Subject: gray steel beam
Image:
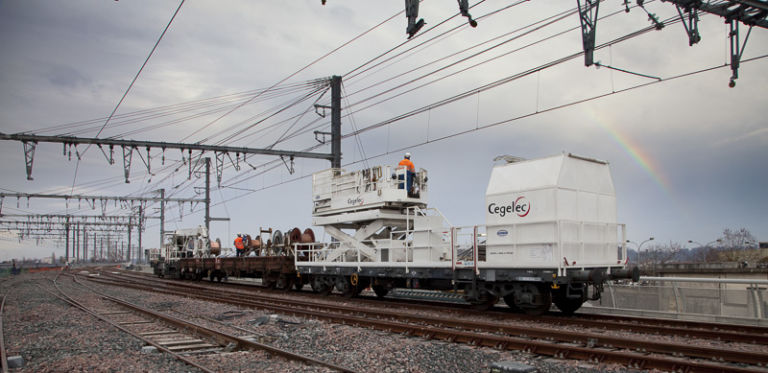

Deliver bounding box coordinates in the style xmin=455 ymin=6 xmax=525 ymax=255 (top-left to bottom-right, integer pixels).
xmin=661 ymin=0 xmax=768 ymax=28
xmin=331 ymin=75 xmax=342 ymax=169
xmin=0 ymin=220 xmax=134 ymax=227
xmin=0 ymin=192 xmax=203 ymax=204
xmin=0 ymin=133 xmax=335 ymax=161
xmin=0 ymin=213 xmax=151 ymax=222
xmin=205 ymin=158 xmax=211 ymax=233
xmin=577 ymin=0 xmax=600 ymax=67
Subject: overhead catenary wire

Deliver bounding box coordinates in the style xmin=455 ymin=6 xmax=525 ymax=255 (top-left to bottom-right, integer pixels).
xmin=343 ymin=14 xmax=686 ymax=141
xmin=220 ymin=4 xmax=591 ymax=172
xmin=179 ymin=8 xmax=405 ymax=144
xmin=30 ymin=2 xmax=582 ymax=198
xmin=344 ymin=0 xmax=492 ymax=80
xmin=345 ymin=0 xmax=524 ymax=85
xmin=68 ymin=0 xmax=186 ymax=195
xmin=211 ymin=83 xmax=331 ymax=145
xmin=214 ymin=54 xmax=768 ymax=206
xmin=345 ymin=4 xmax=577 ymax=99
xmin=13 ymin=1 xmax=763 ymax=245
xmin=343 ymin=2 xmax=652 ymax=117
xmin=93 ymin=0 xmax=187 ymax=141
xmin=213 ymin=12 xmax=711 ymax=191
xmin=342 ymin=84 xmax=370 ymax=170
xmin=248 ymin=3 xmax=643 ymax=161
xmin=28 ymin=81 xmax=316 ymax=136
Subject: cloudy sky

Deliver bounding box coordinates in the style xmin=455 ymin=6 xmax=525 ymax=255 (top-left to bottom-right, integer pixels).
xmin=0 ymin=0 xmax=766 ymax=261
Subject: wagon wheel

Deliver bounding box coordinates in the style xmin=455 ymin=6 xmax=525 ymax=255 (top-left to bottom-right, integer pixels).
xmin=554 ymin=297 xmax=583 ymax=316
xmin=372 ymin=285 xmax=389 ymax=298
xmin=467 ymin=292 xmax=498 ymax=311
xmin=263 ymin=273 xmax=278 ymax=289
xmin=276 ymin=275 xmax=293 ymax=290
xmin=353 ymin=277 xmax=370 ymax=297
xmin=553 ymin=287 xmax=586 ymax=316
xmin=502 ymin=294 xmax=523 ymax=313
xmin=336 ymin=276 xmax=355 ymax=298
xmin=514 ymin=284 xmax=552 ymax=316
xmin=312 ymin=276 xmax=333 ymax=296
xmin=293 ymin=273 xmax=306 ymax=291
xmin=294 ymin=277 xmax=305 ymax=291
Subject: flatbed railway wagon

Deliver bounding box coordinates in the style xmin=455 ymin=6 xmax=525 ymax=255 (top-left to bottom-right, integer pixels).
xmin=296 ymin=153 xmax=639 ymax=314
xmin=177 ymin=256 xmax=297 ymax=287
xmin=154 ymin=226 xmax=311 ymax=288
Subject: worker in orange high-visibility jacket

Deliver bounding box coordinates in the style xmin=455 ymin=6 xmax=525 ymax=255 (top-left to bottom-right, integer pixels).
xmin=234 ymin=233 xmax=245 ymax=257
xmin=398 ymin=152 xmax=415 ymax=195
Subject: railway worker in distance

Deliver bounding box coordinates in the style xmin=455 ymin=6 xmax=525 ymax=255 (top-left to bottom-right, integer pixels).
xmin=398 ymin=152 xmax=416 ymax=196
xmin=234 ymin=233 xmax=245 ymax=257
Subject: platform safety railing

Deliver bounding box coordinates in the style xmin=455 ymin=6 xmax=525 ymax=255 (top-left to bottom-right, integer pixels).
xmin=597 ymin=276 xmax=768 ymax=320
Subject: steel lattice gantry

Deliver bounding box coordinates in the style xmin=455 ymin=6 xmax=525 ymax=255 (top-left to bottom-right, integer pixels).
xmin=575 ymin=0 xmax=767 ymax=85
xmin=396 ymin=0 xmax=767 ymax=84
xmin=0 ymin=75 xmax=344 ymax=185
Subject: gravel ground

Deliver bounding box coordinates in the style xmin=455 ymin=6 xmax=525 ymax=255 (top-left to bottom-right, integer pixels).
xmin=1 ymin=271 xmax=701 ymax=372
xmin=2 ymin=273 xmax=199 ymax=373
xmin=80 ymin=273 xmax=645 ymax=373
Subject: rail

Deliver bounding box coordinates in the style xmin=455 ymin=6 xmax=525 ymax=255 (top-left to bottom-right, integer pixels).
xmin=94 ymin=270 xmax=768 ymax=372
xmin=0 ymin=294 xmax=7 ymax=373
xmin=640 ymin=276 xmax=768 ymax=285
xmin=43 ymin=274 xmax=216 ymax=373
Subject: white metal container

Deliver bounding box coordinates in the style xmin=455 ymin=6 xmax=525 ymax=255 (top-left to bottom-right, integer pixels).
xmin=484 ymin=153 xmax=622 ymax=270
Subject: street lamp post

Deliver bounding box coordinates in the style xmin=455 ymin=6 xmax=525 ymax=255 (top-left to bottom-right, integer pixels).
xmin=687 ymin=240 xmax=704 ymax=247
xmin=687 ymin=239 xmax=722 ymax=262
xmin=638 ymin=237 xmax=654 ymax=270
xmin=687 ymin=239 xmax=722 ymax=248
xmin=626 ymin=237 xmax=654 ymax=267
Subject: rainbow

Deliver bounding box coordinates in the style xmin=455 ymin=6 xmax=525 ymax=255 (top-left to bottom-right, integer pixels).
xmin=586 ymin=107 xmax=670 ymax=192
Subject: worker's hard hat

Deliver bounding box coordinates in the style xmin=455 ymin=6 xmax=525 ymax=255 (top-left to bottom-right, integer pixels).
xmin=404 ymin=152 xmax=411 ymax=159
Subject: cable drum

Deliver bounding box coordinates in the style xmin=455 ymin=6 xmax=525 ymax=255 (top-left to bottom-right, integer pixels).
xmin=272 ymin=230 xmax=284 ymax=255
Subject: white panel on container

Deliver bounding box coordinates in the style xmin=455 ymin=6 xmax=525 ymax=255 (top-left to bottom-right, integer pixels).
xmin=557 ymin=189 xmax=579 ymax=222
xmin=527 ymin=245 xmax=554 ymax=262
xmin=485 ymin=156 xmax=562 ymax=196
xmin=597 ymin=195 xmax=617 ymax=222
xmin=579 ymin=191 xmax=598 ymax=222
xmin=514 ymin=222 xmax=556 ymax=244
xmin=559 ymin=155 xmax=614 ymax=195
xmin=560 ymin=222 xmax=579 ymax=242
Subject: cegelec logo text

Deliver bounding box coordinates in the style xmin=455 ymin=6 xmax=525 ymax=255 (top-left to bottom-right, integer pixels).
xmin=347 ymin=197 xmax=364 ymax=206
xmin=488 ymin=196 xmax=530 ymax=217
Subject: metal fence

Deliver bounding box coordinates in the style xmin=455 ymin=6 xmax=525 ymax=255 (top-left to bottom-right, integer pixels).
xmin=591 ymin=277 xmax=767 ymax=320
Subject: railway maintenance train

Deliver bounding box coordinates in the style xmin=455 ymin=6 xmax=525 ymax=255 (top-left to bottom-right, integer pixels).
xmin=152 ymin=153 xmax=639 ymax=315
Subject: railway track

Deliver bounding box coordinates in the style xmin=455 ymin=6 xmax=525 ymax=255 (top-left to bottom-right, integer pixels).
xmin=0 ymin=293 xmax=9 ymax=373
xmin=362 ymin=294 xmax=768 ymax=345
xmin=113 ymin=268 xmax=768 ymax=345
xmin=48 ymin=273 xmax=355 ymax=373
xmin=38 ymin=274 xmax=215 ymax=373
xmin=89 ymin=269 xmax=768 ymax=373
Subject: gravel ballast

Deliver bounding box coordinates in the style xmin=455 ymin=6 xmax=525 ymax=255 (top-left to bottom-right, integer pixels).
xmin=2 ymin=271 xmax=652 ymax=372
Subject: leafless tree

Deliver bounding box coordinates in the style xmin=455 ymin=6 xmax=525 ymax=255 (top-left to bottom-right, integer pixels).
xmin=718 ymin=228 xmax=758 ymax=263
xmin=641 ymin=242 xmax=682 ymax=271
